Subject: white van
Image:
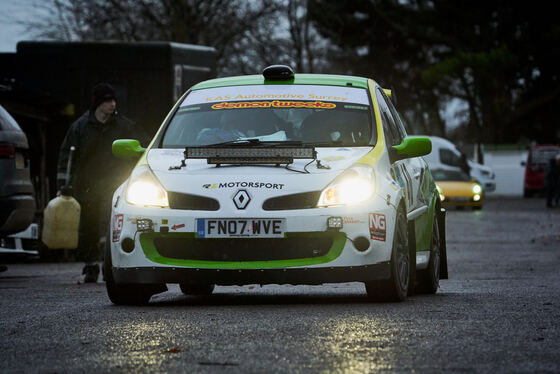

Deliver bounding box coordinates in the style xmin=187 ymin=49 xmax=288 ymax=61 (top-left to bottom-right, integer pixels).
xmin=416 ymin=136 xmax=496 ymax=192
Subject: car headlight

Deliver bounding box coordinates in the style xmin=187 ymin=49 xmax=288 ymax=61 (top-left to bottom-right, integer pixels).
xmin=318 ymin=164 xmax=375 ymax=207
xmin=472 ymin=184 xmax=482 ymax=194
xmin=126 ymin=164 xmax=169 ymax=207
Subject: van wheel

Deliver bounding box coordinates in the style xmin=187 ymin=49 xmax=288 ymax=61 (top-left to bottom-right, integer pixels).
xmin=365 ymin=209 xmax=409 ymax=302
xmin=179 ymin=283 xmax=215 ymax=295
xmin=416 ymin=214 xmax=440 ymax=294
xmin=104 ymin=238 xmax=166 ymax=305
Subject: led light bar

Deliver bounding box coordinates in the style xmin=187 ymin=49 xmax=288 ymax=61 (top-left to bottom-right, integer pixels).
xmin=186 ymin=146 xmax=316 ymax=165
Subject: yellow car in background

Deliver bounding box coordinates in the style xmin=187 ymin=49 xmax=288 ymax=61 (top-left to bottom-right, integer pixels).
xmin=432 ymin=169 xmax=483 ymax=210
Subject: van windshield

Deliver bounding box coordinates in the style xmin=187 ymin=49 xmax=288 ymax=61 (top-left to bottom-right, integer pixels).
xmin=530 ymin=147 xmax=560 ymax=167
xmin=161 ymin=84 xmax=375 ymax=148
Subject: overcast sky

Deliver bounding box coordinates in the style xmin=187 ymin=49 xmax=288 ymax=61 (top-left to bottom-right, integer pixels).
xmin=0 ymin=0 xmax=43 ymax=52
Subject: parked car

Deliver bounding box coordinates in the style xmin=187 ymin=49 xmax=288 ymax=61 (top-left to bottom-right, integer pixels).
xmin=417 ymin=136 xmax=496 ymax=193
xmin=104 ymin=65 xmax=447 ymax=305
xmin=0 ymin=105 xmax=35 ymax=236
xmin=432 ymin=169 xmax=483 ymax=210
xmin=522 ymin=144 xmax=560 ymax=197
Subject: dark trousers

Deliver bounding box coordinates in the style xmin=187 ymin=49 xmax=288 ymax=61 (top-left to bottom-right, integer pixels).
xmin=77 ymin=198 xmax=112 ymax=262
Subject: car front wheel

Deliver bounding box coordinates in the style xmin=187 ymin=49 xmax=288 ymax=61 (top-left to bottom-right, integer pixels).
xmin=104 ymin=238 xmax=167 ymax=305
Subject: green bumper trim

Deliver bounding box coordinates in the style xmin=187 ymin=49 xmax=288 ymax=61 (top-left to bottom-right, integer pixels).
xmin=139 ymin=231 xmax=346 ymax=269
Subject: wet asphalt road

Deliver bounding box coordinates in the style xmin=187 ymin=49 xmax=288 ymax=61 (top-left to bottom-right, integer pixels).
xmin=1 ymin=198 xmax=559 ymax=373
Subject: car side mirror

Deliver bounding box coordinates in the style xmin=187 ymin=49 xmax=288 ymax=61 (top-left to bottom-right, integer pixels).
xmin=112 ymin=139 xmax=145 ymax=160
xmin=391 ymin=137 xmax=432 ymax=162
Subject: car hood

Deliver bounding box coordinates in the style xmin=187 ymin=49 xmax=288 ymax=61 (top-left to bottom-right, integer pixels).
xmin=148 ymin=146 xmax=372 ymax=195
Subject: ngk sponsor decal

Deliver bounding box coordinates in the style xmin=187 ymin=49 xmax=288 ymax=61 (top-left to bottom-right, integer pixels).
xmin=112 ymin=214 xmax=124 ymax=242
xmin=368 ymin=213 xmax=386 ymax=241
xmin=203 ymin=182 xmax=285 ymax=189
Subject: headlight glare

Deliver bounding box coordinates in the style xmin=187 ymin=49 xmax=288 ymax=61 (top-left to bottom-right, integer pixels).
xmin=472 ymin=184 xmax=482 ymax=194
xmin=318 ymin=165 xmax=375 ymax=206
xmin=125 ymin=165 xmax=169 ymax=207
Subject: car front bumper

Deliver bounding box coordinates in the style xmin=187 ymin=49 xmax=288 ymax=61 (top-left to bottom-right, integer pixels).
xmin=110 ymin=194 xmax=397 ymax=284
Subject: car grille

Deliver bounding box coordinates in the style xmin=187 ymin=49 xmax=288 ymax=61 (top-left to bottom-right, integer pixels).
xmin=153 ymin=235 xmax=334 ymax=262
xmin=262 ymin=191 xmax=321 ymax=210
xmin=168 ymin=192 xmax=220 ymax=211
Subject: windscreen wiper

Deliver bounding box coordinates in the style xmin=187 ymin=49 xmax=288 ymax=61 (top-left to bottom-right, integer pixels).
xmin=204 ymin=139 xmax=303 ymax=147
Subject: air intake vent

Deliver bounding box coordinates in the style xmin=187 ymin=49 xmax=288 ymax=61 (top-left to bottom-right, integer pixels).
xmin=262 ymin=191 xmax=321 ymax=211
xmin=168 ymin=192 xmax=220 ymax=211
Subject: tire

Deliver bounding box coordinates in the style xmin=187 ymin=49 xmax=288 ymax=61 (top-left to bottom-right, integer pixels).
xmin=416 ymin=213 xmax=441 ymax=294
xmin=104 ymin=237 xmax=167 ymax=305
xmin=179 ymin=283 xmax=215 ymax=295
xmin=365 ymin=208 xmax=410 ymax=302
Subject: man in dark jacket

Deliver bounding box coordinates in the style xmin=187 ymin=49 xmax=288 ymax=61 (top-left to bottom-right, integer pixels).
xmin=57 ymin=83 xmax=145 ymax=282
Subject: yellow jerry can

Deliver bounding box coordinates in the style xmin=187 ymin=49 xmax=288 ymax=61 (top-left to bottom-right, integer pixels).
xmin=41 ymin=194 xmax=81 ymax=249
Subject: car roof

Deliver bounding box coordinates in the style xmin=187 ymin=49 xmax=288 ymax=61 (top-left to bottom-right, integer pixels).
xmin=191 ymin=73 xmax=371 ymax=90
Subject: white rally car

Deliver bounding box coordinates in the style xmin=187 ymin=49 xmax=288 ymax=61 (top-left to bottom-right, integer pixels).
xmin=105 ymin=65 xmax=447 ymax=304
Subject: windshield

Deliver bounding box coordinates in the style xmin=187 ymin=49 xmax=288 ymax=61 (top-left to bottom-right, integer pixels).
xmin=432 ymin=169 xmax=471 ymax=182
xmin=530 ymin=147 xmax=560 ymax=167
xmin=161 ymin=84 xmax=375 ymax=147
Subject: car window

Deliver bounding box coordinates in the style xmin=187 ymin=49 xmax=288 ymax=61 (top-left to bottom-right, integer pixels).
xmin=375 ymin=89 xmax=402 ymax=147
xmin=432 ymin=169 xmax=471 ymax=182
xmin=439 ymin=148 xmax=464 ymax=168
xmin=530 ymin=147 xmax=560 ymax=167
xmin=161 ymin=84 xmax=376 ymax=147
xmin=380 ymin=90 xmax=408 ymax=138
xmin=0 ymin=105 xmax=22 ymax=131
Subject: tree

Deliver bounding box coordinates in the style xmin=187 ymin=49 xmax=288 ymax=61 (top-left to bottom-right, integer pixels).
xmin=308 ymin=0 xmax=560 ymax=144
xmin=26 ymin=0 xmax=329 ymax=76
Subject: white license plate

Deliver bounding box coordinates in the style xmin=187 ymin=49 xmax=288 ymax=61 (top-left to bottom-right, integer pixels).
xmin=196 ymin=218 xmax=285 ymax=238
xmin=15 ymin=152 xmax=25 ymax=168
xmin=452 ymin=197 xmax=469 ymax=202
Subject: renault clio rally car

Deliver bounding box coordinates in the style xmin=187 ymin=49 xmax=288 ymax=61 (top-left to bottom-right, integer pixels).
xmin=105 ymin=65 xmax=447 ymax=305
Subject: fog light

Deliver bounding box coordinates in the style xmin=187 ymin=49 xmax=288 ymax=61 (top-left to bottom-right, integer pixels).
xmin=353 ymin=236 xmax=370 ymax=252
xmin=137 ymin=218 xmax=153 ymax=232
xmin=327 ymin=216 xmax=343 ymax=230
xmin=473 ymin=194 xmax=481 ymax=202
xmin=121 ymin=237 xmax=135 ymax=253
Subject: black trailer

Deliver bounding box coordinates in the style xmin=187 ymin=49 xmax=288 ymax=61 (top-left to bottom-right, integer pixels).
xmin=0 ymin=41 xmax=217 ymax=209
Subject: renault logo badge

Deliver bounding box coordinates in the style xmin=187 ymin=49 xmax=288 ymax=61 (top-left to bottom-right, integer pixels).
xmin=233 ymin=190 xmax=251 ymax=209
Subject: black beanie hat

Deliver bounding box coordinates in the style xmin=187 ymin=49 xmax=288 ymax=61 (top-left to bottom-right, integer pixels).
xmin=91 ymin=82 xmax=116 ymax=110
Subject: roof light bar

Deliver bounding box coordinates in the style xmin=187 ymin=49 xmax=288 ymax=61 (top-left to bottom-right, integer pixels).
xmin=186 ymin=146 xmax=316 ymax=165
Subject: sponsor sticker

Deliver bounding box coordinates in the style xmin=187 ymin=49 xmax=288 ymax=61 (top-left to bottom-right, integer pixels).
xmin=203 ymin=182 xmax=284 ymax=189
xmin=211 ymin=100 xmax=336 ymax=110
xmin=343 ymin=217 xmax=365 ymax=224
xmin=368 ymin=213 xmax=386 ymax=241
xmin=112 ymin=214 xmax=124 ymax=242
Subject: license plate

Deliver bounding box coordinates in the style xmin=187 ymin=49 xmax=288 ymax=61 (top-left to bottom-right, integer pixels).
xmin=452 ymin=196 xmax=469 ymax=202
xmin=15 ymin=152 xmax=25 ymax=168
xmin=196 ymin=218 xmax=285 ymax=238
